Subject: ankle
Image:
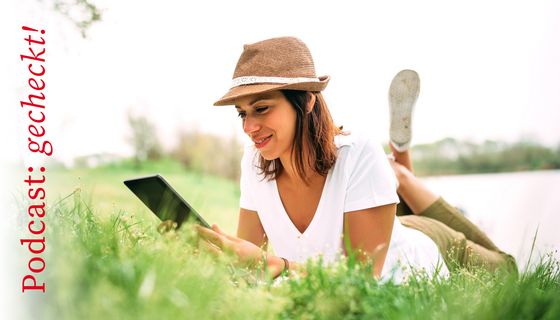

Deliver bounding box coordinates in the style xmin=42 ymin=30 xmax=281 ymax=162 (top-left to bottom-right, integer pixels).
xmin=394 ymin=166 xmax=413 ymax=194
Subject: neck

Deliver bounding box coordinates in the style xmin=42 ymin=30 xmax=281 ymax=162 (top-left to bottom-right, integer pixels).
xmin=278 ymin=143 xmax=316 ymax=185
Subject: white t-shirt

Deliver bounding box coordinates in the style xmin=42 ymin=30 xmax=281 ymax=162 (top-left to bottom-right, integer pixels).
xmin=239 ymin=132 xmax=448 ymax=279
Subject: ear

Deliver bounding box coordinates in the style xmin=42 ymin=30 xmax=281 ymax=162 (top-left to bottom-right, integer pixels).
xmin=306 ymin=92 xmax=316 ymax=114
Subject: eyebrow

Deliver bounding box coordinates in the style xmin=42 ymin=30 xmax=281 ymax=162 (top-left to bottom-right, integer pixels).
xmin=235 ymin=94 xmax=275 ymax=110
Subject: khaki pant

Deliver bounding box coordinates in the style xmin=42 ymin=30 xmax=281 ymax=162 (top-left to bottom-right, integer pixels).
xmin=397 ymin=197 xmax=518 ymax=274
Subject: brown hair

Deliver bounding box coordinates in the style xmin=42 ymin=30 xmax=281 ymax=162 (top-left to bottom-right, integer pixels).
xmin=257 ymin=90 xmax=344 ymax=184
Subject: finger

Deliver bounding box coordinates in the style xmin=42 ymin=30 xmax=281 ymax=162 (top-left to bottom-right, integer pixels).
xmin=212 ymin=224 xmax=239 ymax=242
xmin=196 ymin=225 xmax=228 ymax=249
xmin=196 ymin=224 xmax=219 ymax=239
xmin=212 ymin=224 xmax=229 ymax=236
xmin=197 ymin=226 xmax=222 ymax=242
xmin=199 ymin=239 xmax=222 ymax=257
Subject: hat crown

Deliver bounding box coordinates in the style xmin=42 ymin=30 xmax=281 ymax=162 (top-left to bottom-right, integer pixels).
xmin=232 ymin=37 xmax=317 ymax=79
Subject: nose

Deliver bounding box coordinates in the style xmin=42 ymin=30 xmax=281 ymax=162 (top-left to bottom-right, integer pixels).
xmin=243 ymin=115 xmax=261 ymax=135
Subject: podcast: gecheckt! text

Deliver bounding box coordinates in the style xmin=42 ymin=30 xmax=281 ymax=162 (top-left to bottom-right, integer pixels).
xmin=19 ymin=25 xmax=53 ymax=293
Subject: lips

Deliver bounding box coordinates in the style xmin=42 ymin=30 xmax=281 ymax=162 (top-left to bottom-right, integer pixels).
xmin=253 ymin=135 xmax=272 ymax=143
xmin=253 ymin=134 xmax=272 ymax=148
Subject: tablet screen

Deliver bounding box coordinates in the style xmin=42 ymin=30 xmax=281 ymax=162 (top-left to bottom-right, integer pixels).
xmin=124 ymin=175 xmax=210 ymax=228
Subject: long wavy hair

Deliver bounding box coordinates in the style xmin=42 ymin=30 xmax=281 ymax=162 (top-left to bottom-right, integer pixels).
xmin=257 ymin=90 xmax=344 ymax=184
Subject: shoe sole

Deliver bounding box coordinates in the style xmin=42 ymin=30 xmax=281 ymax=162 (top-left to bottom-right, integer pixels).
xmin=389 ymin=69 xmax=420 ymax=151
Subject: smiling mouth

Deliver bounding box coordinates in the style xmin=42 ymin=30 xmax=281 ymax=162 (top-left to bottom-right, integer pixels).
xmin=254 ymin=134 xmax=273 ymax=148
xmin=254 ymin=135 xmax=272 ymax=144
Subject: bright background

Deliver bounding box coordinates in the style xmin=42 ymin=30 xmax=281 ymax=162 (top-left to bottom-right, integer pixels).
xmin=1 ymin=0 xmax=559 ymax=167
xmin=1 ymin=1 xmax=560 ymax=318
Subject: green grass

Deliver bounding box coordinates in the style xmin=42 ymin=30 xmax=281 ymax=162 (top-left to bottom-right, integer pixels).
xmin=46 ymin=158 xmax=240 ymax=233
xmin=25 ymin=162 xmax=560 ymax=319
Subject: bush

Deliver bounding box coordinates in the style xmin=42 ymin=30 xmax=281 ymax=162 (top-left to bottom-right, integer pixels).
xmin=173 ymin=130 xmax=243 ymax=181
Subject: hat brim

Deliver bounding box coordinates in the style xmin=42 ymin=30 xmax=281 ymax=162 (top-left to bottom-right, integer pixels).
xmin=213 ymin=75 xmax=330 ymax=106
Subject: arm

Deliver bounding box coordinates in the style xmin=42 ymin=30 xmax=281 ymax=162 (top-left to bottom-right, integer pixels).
xmin=236 ymin=209 xmax=303 ymax=277
xmin=197 ymin=209 xmax=303 ymax=279
xmin=236 ymin=208 xmax=267 ymax=249
xmin=344 ymin=203 xmax=396 ymax=278
xmin=203 ymin=148 xmax=293 ymax=277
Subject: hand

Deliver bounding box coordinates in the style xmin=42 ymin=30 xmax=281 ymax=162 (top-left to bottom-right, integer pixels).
xmin=387 ymin=156 xmax=412 ymax=193
xmin=195 ymin=224 xmax=265 ymax=267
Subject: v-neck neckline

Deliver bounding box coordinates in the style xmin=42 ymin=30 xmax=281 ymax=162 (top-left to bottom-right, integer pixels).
xmin=272 ymin=170 xmax=332 ymax=237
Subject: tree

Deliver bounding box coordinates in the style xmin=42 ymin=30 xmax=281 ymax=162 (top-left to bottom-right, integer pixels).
xmin=126 ymin=112 xmax=163 ymax=169
xmin=173 ymin=130 xmax=243 ymax=181
xmin=34 ymin=0 xmax=102 ymax=38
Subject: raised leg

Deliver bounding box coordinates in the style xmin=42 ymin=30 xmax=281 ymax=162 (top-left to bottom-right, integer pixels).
xmin=390 ymin=155 xmax=438 ymax=215
xmin=386 ymin=69 xmax=517 ymax=273
xmin=390 ymin=158 xmax=508 ymax=257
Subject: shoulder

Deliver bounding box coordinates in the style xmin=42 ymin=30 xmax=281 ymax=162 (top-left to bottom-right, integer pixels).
xmin=335 ymin=131 xmax=386 ymax=163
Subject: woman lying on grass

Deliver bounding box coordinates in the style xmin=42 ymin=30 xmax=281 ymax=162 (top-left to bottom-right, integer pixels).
xmin=197 ymin=36 xmax=517 ymax=280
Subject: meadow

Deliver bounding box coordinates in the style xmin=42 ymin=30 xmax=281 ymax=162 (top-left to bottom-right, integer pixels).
xmin=33 ymin=159 xmax=560 ymax=319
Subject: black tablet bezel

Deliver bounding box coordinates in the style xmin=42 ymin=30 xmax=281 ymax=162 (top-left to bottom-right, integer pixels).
xmin=123 ymin=174 xmax=211 ymax=229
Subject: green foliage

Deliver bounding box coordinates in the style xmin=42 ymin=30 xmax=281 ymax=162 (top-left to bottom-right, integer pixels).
xmin=36 ymin=185 xmax=560 ymax=319
xmin=408 ymin=138 xmax=560 ymax=176
xmin=47 ymin=159 xmax=240 ymax=231
xmin=43 ymin=190 xmax=284 ymax=320
xmin=123 ymin=113 xmax=244 ymax=181
xmin=173 ymin=130 xmax=243 ymax=181
xmin=126 ymin=112 xmax=164 ymax=169
xmin=50 ymin=0 xmax=102 ymax=37
xmin=274 ymin=259 xmax=558 ymax=320
xmin=95 ymin=156 xmax=186 ymax=174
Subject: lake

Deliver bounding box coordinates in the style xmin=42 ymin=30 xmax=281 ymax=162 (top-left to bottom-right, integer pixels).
xmin=421 ymin=170 xmax=560 ymax=270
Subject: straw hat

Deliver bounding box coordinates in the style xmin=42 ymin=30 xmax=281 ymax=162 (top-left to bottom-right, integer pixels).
xmin=213 ymin=37 xmax=330 ymax=106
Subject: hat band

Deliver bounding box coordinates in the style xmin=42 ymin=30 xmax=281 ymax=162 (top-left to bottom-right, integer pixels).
xmin=231 ymin=76 xmax=320 ymax=88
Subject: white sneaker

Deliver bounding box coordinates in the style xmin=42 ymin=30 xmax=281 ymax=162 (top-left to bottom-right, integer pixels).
xmin=389 ymin=69 xmax=420 ymax=152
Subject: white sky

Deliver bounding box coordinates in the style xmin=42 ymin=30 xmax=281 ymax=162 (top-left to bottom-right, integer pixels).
xmin=0 ymin=2 xmax=559 ymax=310
xmin=1 ymin=0 xmax=560 ymax=166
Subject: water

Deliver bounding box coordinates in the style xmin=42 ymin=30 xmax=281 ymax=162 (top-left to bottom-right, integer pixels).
xmin=421 ymin=170 xmax=560 ymax=270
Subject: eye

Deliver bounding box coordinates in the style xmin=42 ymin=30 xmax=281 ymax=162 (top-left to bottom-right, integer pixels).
xmin=255 ymin=106 xmax=269 ymax=114
xmin=237 ymin=112 xmax=246 ymax=119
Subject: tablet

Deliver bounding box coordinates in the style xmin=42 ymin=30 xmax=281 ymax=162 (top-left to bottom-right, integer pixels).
xmin=123 ymin=174 xmax=211 ymax=229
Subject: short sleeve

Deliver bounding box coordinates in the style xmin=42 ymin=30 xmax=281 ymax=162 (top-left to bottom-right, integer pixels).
xmin=344 ymin=138 xmax=399 ymax=213
xmin=239 ymin=146 xmax=258 ymax=211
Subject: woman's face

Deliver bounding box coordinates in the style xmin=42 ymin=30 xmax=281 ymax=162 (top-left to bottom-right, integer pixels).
xmin=235 ymin=90 xmax=296 ymax=161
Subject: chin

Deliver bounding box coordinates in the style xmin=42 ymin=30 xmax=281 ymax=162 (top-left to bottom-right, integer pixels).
xmin=258 ymin=150 xmax=278 ymax=161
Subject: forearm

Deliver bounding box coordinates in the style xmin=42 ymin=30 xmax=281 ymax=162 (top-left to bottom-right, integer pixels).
xmin=353 ymin=247 xmax=386 ymax=279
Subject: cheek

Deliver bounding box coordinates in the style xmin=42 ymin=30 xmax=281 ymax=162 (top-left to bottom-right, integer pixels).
xmin=282 ymin=105 xmax=298 ymax=130
xmin=275 ymin=113 xmax=297 ymax=142
xmin=266 ymin=101 xmax=298 ymax=142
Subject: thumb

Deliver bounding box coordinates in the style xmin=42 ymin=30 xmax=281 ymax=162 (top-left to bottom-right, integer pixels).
xmin=212 ymin=224 xmax=238 ymax=242
xmin=212 ymin=224 xmax=222 ymax=233
xmin=212 ymin=224 xmax=231 ymax=238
